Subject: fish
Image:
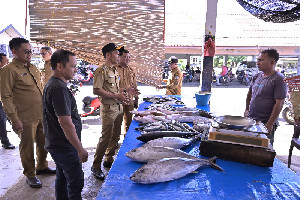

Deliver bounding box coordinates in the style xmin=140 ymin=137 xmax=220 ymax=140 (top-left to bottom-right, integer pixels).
xmin=136 ymin=131 xmax=200 ymax=143
xmin=125 ymin=146 xmax=201 ymax=163
xmin=130 ymin=156 xmax=223 ymax=184
xmin=142 ymin=137 xmax=198 ymax=149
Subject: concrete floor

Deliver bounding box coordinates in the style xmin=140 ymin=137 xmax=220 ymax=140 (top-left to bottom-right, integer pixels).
xmin=0 ymin=80 xmax=300 ymax=199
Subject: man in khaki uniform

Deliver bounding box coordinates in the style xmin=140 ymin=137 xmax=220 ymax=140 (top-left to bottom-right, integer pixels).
xmin=1 ymin=38 xmax=55 ymax=188
xmin=91 ymin=43 xmax=130 ymax=180
xmin=40 ymin=46 xmax=53 ymax=86
xmin=157 ymin=56 xmax=183 ymax=95
xmin=116 ymin=48 xmax=139 ymax=132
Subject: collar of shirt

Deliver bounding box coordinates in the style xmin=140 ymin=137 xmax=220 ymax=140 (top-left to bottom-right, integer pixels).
xmin=118 ymin=64 xmax=128 ymax=69
xmin=12 ymin=58 xmax=31 ymax=68
xmin=171 ymin=67 xmax=179 ymax=73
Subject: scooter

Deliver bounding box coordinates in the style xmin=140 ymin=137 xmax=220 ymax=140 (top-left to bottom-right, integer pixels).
xmin=81 ymin=96 xmax=101 ymax=117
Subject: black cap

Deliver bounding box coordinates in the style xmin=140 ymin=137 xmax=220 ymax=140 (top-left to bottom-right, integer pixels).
xmin=102 ymin=43 xmax=122 ymax=56
xmin=169 ymin=56 xmax=178 ymax=64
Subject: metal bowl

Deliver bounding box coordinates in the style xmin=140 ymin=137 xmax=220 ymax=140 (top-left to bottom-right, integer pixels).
xmin=215 ymin=115 xmax=256 ymax=130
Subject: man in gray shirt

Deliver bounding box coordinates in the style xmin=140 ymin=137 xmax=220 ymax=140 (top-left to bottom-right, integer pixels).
xmin=244 ymin=49 xmax=287 ymax=145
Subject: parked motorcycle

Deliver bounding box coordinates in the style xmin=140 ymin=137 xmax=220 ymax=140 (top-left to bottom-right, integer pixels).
xmin=81 ymin=96 xmax=101 ymax=117
xmin=77 ymin=66 xmax=94 ymax=84
xmin=237 ymin=70 xmax=245 ymax=82
xmin=282 ymin=96 xmax=294 ymax=125
xmin=68 ymin=79 xmax=81 ymax=96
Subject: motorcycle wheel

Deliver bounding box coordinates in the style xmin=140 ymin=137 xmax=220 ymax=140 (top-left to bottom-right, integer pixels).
xmin=282 ymin=107 xmax=294 ymax=125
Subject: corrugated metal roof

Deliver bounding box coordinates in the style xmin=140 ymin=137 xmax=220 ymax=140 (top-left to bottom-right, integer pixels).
xmin=29 ymin=0 xmax=165 ymax=85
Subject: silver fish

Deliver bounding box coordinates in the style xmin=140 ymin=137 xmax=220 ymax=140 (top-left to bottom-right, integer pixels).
xmin=130 ymin=157 xmax=223 ymax=184
xmin=142 ymin=137 xmax=195 ymax=149
xmin=137 ymin=131 xmax=199 ymax=142
xmin=125 ymin=146 xmax=200 ymax=163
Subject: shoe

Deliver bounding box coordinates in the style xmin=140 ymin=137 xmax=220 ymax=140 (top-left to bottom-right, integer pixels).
xmin=36 ymin=167 xmax=56 ymax=175
xmin=26 ymin=177 xmax=42 ymax=188
xmin=103 ymin=161 xmax=113 ymax=168
xmin=2 ymin=142 xmax=15 ymax=149
xmin=91 ymin=167 xmax=105 ymax=180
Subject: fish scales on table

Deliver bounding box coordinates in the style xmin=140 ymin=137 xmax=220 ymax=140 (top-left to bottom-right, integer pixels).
xmin=130 ymin=156 xmax=223 ymax=184
xmin=142 ymin=136 xmax=199 ymax=149
xmin=136 ymin=131 xmax=201 ymax=143
xmin=125 ymin=146 xmax=201 ymax=163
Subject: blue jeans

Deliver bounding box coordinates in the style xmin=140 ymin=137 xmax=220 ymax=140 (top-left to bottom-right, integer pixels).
xmin=50 ymin=151 xmax=84 ymax=200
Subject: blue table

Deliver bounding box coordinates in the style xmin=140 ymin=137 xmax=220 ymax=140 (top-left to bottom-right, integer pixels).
xmin=97 ymin=101 xmax=300 ymax=200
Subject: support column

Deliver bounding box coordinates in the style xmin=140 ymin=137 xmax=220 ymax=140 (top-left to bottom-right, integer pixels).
xmin=223 ymin=55 xmax=228 ymax=66
xmin=200 ymin=0 xmax=218 ymax=92
xmin=298 ymin=55 xmax=300 ymax=75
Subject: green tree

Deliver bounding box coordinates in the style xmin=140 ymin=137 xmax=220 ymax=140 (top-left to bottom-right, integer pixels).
xmin=214 ymin=56 xmax=223 ymax=68
xmin=227 ymin=56 xmax=246 ymax=68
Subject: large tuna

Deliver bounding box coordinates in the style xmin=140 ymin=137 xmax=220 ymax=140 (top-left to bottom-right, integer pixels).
xmin=126 ymin=146 xmax=201 ymax=163
xmin=130 ymin=157 xmax=223 ymax=184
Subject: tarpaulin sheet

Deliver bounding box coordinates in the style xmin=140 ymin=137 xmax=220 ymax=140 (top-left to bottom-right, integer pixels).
xmin=97 ymin=100 xmax=300 ymax=200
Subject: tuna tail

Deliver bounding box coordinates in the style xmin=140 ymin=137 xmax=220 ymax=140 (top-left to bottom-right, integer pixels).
xmin=208 ymin=156 xmax=224 ymax=172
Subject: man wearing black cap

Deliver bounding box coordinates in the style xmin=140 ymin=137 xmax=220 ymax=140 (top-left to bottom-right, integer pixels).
xmin=157 ymin=56 xmax=183 ymax=95
xmin=91 ymin=43 xmax=130 ymax=179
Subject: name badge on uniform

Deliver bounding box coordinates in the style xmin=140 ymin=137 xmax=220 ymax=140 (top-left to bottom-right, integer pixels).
xmin=175 ymin=76 xmax=179 ymax=79
xmin=21 ymin=73 xmax=28 ymax=76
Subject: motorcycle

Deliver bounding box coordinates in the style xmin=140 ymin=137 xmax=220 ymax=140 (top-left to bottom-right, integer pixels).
xmin=237 ymin=69 xmax=245 ymax=82
xmin=241 ymin=69 xmax=253 ymax=86
xmin=68 ymin=79 xmax=81 ymax=96
xmin=77 ymin=66 xmax=94 ymax=84
xmin=282 ymin=96 xmax=294 ymax=125
xmin=81 ymin=96 xmax=101 ymax=117
xmin=218 ymin=75 xmax=229 ymax=86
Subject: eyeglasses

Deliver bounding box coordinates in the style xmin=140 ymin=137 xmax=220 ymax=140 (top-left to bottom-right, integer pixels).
xmin=40 ymin=52 xmax=49 ymax=56
xmin=24 ymin=50 xmax=33 ymax=55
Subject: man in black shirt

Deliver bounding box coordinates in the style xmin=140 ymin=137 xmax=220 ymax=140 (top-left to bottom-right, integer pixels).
xmin=43 ymin=49 xmax=88 ymax=199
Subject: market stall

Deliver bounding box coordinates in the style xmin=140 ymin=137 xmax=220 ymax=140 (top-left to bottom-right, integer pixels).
xmin=97 ymin=97 xmax=300 ymax=200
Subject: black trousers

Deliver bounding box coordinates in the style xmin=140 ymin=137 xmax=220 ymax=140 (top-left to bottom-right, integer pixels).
xmin=0 ymin=101 xmax=9 ymax=144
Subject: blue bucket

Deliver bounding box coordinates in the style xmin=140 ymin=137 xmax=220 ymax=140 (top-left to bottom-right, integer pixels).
xmin=195 ymin=92 xmax=212 ymax=106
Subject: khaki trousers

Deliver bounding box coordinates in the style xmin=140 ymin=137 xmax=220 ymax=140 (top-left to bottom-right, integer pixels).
xmin=18 ymin=120 xmax=48 ymax=178
xmin=123 ymin=104 xmax=134 ymax=133
xmin=93 ymin=104 xmax=123 ymax=168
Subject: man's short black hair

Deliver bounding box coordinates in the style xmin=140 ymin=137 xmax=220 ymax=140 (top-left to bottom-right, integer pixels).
xmin=0 ymin=53 xmax=7 ymax=62
xmin=41 ymin=46 xmax=52 ymax=52
xmin=119 ymin=49 xmax=129 ymax=57
xmin=261 ymin=48 xmax=279 ymax=63
xmin=51 ymin=49 xmax=75 ymax=70
xmin=9 ymin=38 xmax=29 ymax=51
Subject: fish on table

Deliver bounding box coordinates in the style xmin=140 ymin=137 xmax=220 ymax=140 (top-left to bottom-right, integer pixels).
xmin=136 ymin=131 xmax=201 ymax=143
xmin=126 ymin=146 xmax=203 ymax=163
xmin=130 ymin=157 xmax=223 ymax=184
xmin=142 ymin=136 xmax=200 ymax=149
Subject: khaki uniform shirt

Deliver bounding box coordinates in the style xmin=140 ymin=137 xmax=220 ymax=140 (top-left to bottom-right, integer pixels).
xmin=116 ymin=65 xmax=138 ymax=105
xmin=93 ymin=64 xmax=120 ymax=104
xmin=1 ymin=59 xmax=43 ymax=123
xmin=43 ymin=61 xmax=52 ymax=86
xmin=166 ymin=67 xmax=183 ymax=95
